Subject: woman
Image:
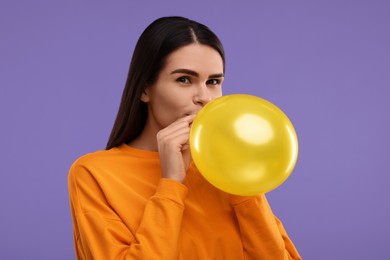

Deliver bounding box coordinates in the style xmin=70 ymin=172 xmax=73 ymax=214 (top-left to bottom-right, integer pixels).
xmin=68 ymin=16 xmax=301 ymax=260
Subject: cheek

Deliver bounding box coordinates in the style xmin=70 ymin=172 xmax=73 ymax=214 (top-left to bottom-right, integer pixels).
xmin=210 ymin=87 xmax=223 ymax=100
xmin=151 ymin=91 xmax=187 ymax=122
xmin=156 ymin=91 xmax=185 ymax=110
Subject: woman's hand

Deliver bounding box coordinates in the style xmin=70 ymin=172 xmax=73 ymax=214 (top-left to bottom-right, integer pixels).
xmin=157 ymin=114 xmax=195 ymax=183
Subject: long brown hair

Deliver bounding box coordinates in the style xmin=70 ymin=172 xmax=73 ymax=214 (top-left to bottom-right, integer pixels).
xmin=106 ymin=16 xmax=225 ymax=150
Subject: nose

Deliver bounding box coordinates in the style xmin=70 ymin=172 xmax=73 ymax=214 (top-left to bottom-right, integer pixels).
xmin=193 ymin=85 xmax=212 ymax=106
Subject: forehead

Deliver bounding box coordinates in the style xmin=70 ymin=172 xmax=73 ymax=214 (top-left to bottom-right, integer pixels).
xmin=164 ymin=44 xmax=224 ymax=72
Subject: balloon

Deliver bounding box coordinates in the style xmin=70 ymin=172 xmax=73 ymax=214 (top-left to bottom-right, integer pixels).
xmin=190 ymin=94 xmax=298 ymax=196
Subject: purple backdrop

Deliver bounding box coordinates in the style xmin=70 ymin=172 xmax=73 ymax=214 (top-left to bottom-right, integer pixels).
xmin=1 ymin=1 xmax=389 ymax=259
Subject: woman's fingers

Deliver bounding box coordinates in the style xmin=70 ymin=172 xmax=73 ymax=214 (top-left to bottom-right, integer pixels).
xmin=157 ymin=114 xmax=196 ymax=183
xmin=158 ymin=115 xmax=195 ymax=136
xmin=157 ymin=115 xmax=195 ymax=149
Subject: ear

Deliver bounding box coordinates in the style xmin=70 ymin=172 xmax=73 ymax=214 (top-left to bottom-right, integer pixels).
xmin=140 ymin=88 xmax=150 ymax=103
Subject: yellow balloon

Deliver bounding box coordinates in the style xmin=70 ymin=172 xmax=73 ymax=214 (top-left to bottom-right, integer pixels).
xmin=190 ymin=94 xmax=298 ymax=195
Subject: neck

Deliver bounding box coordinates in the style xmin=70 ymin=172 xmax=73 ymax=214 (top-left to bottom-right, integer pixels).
xmin=128 ymin=120 xmax=159 ymax=151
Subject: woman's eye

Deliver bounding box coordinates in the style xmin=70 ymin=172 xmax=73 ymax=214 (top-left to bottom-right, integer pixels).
xmin=177 ymin=77 xmax=191 ymax=84
xmin=207 ymin=79 xmax=221 ymax=85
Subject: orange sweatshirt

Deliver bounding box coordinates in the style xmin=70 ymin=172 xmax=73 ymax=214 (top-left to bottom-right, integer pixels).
xmin=68 ymin=144 xmax=301 ymax=260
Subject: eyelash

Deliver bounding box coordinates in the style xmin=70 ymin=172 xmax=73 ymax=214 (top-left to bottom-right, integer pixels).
xmin=207 ymin=79 xmax=221 ymax=85
xmin=177 ymin=76 xmax=191 ymax=84
xmin=176 ymin=77 xmax=221 ymax=86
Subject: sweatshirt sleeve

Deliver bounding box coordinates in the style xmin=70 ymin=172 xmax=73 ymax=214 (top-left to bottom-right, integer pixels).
xmin=68 ymin=162 xmax=188 ymax=260
xmin=229 ymin=194 xmax=302 ymax=260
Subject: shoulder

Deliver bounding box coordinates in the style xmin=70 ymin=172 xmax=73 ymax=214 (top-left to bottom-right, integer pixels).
xmin=68 ymin=148 xmax=121 ymax=179
xmin=68 ymin=144 xmax=160 ymax=187
xmin=71 ymin=148 xmax=113 ymax=168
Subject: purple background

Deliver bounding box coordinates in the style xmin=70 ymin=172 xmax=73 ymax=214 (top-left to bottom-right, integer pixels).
xmin=1 ymin=1 xmax=389 ymax=259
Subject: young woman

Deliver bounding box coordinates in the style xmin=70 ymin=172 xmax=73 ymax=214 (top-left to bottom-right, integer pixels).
xmin=68 ymin=16 xmax=301 ymax=260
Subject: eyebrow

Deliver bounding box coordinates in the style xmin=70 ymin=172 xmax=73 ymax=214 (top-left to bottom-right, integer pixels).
xmin=170 ymin=68 xmax=224 ymax=79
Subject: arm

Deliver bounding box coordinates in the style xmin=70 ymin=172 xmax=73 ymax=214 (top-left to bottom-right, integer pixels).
xmin=230 ymin=194 xmax=302 ymax=260
xmin=68 ymin=163 xmax=187 ymax=260
xmin=68 ymin=115 xmax=195 ymax=259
